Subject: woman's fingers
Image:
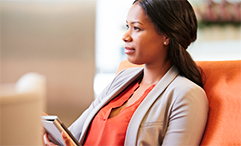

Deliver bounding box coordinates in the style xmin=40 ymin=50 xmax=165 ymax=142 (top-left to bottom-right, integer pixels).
xmin=42 ymin=112 xmax=48 ymax=116
xmin=43 ymin=133 xmax=56 ymax=146
xmin=62 ymin=131 xmax=73 ymax=146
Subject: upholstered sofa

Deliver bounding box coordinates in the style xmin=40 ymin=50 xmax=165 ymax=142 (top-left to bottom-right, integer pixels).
xmin=116 ymin=60 xmax=241 ymax=146
xmin=0 ymin=73 xmax=46 ymax=145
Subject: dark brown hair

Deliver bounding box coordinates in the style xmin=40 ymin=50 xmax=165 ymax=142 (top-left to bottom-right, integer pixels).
xmin=133 ymin=0 xmax=204 ymax=87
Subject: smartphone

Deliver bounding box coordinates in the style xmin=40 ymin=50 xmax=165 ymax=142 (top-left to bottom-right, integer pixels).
xmin=42 ymin=115 xmax=80 ymax=146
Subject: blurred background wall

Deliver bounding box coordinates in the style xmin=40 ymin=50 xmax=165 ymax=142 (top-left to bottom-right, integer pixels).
xmin=1 ymin=0 xmax=96 ymax=126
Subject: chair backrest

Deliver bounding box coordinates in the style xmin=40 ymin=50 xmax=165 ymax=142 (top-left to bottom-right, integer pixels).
xmin=196 ymin=61 xmax=241 ymax=145
xmin=116 ymin=60 xmax=241 ymax=145
xmin=0 ymin=72 xmax=46 ymax=145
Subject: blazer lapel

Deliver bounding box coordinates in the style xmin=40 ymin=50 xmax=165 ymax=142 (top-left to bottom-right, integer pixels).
xmin=79 ymin=67 xmax=144 ymax=144
xmin=124 ymin=65 xmax=179 ymax=146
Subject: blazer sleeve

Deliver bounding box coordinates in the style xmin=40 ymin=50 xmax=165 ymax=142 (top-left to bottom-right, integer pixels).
xmin=162 ymin=84 xmax=209 ymax=146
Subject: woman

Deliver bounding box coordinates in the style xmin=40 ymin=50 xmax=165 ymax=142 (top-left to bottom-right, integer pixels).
xmin=44 ymin=0 xmax=208 ymax=145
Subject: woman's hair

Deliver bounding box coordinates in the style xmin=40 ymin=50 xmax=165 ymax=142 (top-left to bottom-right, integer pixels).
xmin=133 ymin=0 xmax=204 ymax=88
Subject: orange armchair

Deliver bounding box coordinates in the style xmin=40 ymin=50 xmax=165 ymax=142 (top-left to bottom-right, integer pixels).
xmin=116 ymin=60 xmax=241 ymax=146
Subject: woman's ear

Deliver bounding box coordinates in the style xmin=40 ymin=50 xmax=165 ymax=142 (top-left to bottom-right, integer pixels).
xmin=163 ymin=35 xmax=170 ymax=46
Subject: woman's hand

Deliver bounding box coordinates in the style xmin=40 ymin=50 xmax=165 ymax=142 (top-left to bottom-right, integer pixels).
xmin=42 ymin=112 xmax=74 ymax=146
xmin=42 ymin=112 xmax=48 ymax=116
xmin=43 ymin=133 xmax=57 ymax=146
xmin=43 ymin=132 xmax=74 ymax=146
xmin=62 ymin=131 xmax=74 ymax=146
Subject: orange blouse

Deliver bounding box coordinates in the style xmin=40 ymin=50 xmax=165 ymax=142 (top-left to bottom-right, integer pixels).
xmin=84 ymin=80 xmax=155 ymax=146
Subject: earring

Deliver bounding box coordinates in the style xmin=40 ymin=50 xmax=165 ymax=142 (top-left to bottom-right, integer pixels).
xmin=164 ymin=42 xmax=166 ymax=45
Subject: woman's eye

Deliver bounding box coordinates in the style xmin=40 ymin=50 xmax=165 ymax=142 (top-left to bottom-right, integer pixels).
xmin=125 ymin=25 xmax=141 ymax=31
xmin=133 ymin=26 xmax=141 ymax=31
xmin=126 ymin=24 xmax=129 ymax=29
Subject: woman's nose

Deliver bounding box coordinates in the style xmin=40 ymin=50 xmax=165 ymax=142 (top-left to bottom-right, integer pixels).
xmin=122 ymin=32 xmax=132 ymax=42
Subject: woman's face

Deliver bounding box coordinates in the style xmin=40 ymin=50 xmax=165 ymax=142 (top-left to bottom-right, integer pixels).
xmin=122 ymin=3 xmax=169 ymax=66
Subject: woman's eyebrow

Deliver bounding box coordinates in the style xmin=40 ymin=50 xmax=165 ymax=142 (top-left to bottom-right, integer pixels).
xmin=126 ymin=20 xmax=143 ymax=25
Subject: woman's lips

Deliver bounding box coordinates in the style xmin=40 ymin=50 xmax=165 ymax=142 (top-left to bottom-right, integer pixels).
xmin=124 ymin=47 xmax=135 ymax=54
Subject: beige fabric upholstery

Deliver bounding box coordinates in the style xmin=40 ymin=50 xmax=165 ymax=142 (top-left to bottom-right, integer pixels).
xmin=0 ymin=72 xmax=46 ymax=145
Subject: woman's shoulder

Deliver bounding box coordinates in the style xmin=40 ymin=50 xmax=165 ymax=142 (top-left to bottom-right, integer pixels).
xmin=102 ymin=67 xmax=144 ymax=96
xmin=114 ymin=67 xmax=144 ymax=82
xmin=172 ymin=75 xmax=203 ymax=90
xmin=168 ymin=75 xmax=208 ymax=103
xmin=117 ymin=67 xmax=143 ymax=75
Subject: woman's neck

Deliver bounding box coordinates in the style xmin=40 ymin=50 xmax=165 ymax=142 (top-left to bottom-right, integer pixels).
xmin=140 ymin=61 xmax=172 ymax=86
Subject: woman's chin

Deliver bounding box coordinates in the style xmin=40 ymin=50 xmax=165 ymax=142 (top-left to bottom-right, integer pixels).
xmin=127 ymin=58 xmax=145 ymax=66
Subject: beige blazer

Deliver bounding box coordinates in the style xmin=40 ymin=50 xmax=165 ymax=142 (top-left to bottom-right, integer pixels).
xmin=69 ymin=66 xmax=209 ymax=146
